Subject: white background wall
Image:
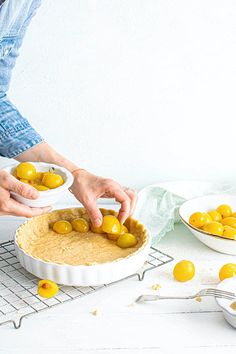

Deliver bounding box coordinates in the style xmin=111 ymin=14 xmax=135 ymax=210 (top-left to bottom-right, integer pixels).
xmin=2 ymin=0 xmax=236 ymax=189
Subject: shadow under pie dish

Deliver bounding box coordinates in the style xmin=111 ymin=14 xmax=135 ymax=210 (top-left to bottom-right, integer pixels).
xmin=15 ymin=208 xmax=150 ymax=286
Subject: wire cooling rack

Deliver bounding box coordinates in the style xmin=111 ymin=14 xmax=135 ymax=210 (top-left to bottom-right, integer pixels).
xmin=0 ymin=239 xmax=173 ymax=329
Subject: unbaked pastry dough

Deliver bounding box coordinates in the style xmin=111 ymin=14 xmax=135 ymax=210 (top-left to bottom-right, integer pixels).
xmin=16 ymin=208 xmax=148 ymax=266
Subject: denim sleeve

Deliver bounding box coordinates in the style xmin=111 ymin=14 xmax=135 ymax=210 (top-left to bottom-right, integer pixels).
xmin=0 ymin=94 xmax=43 ymax=158
xmin=0 ymin=0 xmax=43 ymax=158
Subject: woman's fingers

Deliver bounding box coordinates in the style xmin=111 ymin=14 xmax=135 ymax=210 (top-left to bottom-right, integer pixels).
xmin=124 ymin=188 xmax=137 ymax=216
xmin=0 ymin=171 xmax=38 ymax=199
xmin=82 ymin=197 xmax=103 ymax=227
xmin=70 ymin=171 xmax=137 ymax=225
xmin=0 ymin=186 xmax=10 ymax=216
xmin=111 ymin=188 xmax=131 ymax=224
xmin=2 ymin=198 xmax=52 ymax=217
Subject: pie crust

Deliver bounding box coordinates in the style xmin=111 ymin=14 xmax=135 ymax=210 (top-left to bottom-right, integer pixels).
xmin=16 ymin=208 xmax=148 ymax=266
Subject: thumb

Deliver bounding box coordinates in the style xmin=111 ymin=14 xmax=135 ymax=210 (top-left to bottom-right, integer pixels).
xmin=83 ymin=198 xmax=103 ymax=227
xmin=9 ymin=176 xmax=39 ymax=200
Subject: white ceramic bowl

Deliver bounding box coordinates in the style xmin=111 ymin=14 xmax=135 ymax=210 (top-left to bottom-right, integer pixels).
xmin=179 ymin=194 xmax=236 ymax=255
xmin=3 ymin=162 xmax=73 ymax=208
xmin=14 ymin=210 xmax=151 ymax=286
xmin=216 ymin=277 xmax=236 ymax=328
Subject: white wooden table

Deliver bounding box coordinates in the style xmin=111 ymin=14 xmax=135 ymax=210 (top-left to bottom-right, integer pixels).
xmin=0 ymin=203 xmax=236 ymax=354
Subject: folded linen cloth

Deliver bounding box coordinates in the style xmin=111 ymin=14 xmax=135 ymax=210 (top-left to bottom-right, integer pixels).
xmin=133 ymin=181 xmax=236 ymax=246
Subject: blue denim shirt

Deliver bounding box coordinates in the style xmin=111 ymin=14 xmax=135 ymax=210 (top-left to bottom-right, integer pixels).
xmin=0 ymin=0 xmax=43 ymax=158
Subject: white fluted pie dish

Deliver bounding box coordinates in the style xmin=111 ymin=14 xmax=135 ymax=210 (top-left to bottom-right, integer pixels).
xmin=14 ymin=208 xmax=150 ymax=286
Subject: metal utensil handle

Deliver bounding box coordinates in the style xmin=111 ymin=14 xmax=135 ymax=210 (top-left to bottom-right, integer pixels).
xmin=156 ymin=295 xmax=194 ymax=300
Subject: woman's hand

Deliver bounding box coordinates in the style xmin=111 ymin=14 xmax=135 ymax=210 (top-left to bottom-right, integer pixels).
xmin=0 ymin=170 xmax=51 ymax=217
xmin=70 ymin=169 xmax=137 ymax=227
xmin=15 ymin=142 xmax=137 ymax=223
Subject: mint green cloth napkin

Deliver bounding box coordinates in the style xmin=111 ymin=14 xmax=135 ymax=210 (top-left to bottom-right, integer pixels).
xmin=134 ymin=181 xmax=235 ymax=246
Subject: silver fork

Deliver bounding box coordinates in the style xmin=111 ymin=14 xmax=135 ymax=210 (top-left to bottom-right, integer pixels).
xmin=136 ymin=288 xmax=236 ymax=303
